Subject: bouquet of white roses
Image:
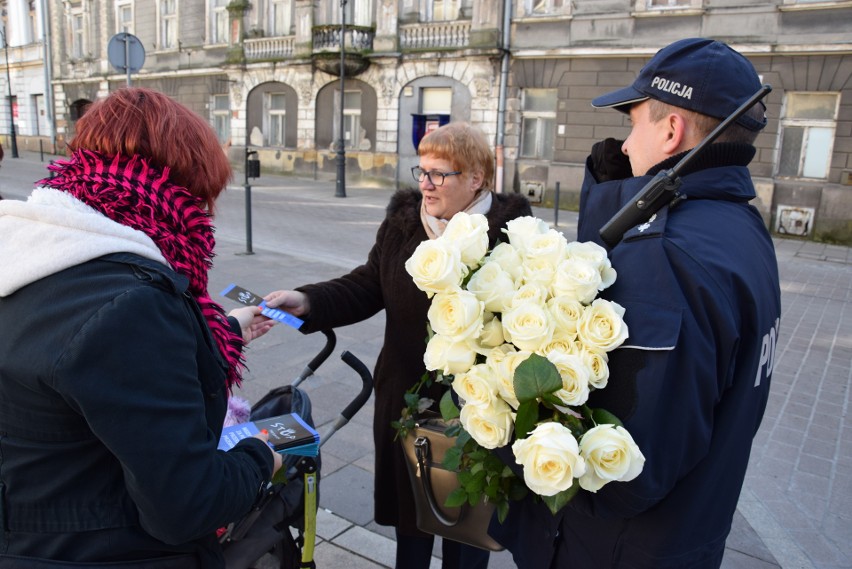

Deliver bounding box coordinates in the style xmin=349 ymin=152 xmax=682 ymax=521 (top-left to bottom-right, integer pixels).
xmin=395 ymin=212 xmax=645 ymax=521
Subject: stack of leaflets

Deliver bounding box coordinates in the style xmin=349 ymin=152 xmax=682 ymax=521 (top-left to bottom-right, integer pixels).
xmin=218 ymin=413 xmax=320 ymax=457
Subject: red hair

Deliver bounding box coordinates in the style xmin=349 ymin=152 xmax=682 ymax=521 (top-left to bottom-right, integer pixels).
xmin=68 ymin=87 xmax=231 ymax=210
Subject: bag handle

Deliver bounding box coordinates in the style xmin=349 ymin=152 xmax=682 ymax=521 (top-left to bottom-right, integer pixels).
xmin=414 ymin=435 xmax=467 ymax=527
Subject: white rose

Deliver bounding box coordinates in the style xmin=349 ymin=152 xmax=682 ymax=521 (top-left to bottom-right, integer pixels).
xmin=551 ymin=258 xmax=603 ymax=304
xmin=512 ymin=422 xmax=586 ymax=496
xmin=509 ymin=283 xmax=549 ymax=309
xmin=566 ymin=241 xmax=617 ymax=291
xmin=443 ymin=212 xmax=490 ymax=268
xmin=547 ymin=296 xmax=584 ymax=341
xmin=536 ymin=337 xmax=577 ymax=359
xmin=452 ymin=363 xmax=499 ymax=407
xmin=487 ymin=241 xmax=524 ymax=282
xmin=423 ymin=334 xmax=476 ymax=375
xmin=467 ymin=261 xmax=516 ymax=313
xmin=546 ymin=351 xmax=591 ymax=407
xmin=522 ymin=256 xmax=557 ymax=289
xmin=502 ymin=302 xmax=554 ymax=352
xmin=578 ymin=424 xmax=645 ymax=492
xmin=460 ymin=398 xmax=515 ymax=449
xmin=487 ymin=347 xmax=531 ymax=409
xmin=427 ymin=290 xmax=484 ymax=343
xmin=566 ymin=241 xmax=608 ymax=266
xmin=405 ymin=239 xmax=466 ymax=297
xmin=525 ymin=229 xmax=569 ymax=266
xmin=503 ymin=216 xmax=549 ymax=256
xmin=577 ymin=346 xmax=609 ymax=390
xmin=474 ymin=313 xmax=505 ymax=352
xmin=577 ymin=299 xmax=629 ymax=354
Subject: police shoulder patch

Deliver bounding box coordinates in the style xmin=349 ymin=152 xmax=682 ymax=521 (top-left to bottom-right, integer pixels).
xmin=622 ymin=207 xmax=670 ymax=242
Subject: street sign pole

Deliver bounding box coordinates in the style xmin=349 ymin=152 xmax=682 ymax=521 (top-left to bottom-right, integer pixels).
xmin=125 ymin=35 xmax=131 ymax=86
xmin=107 ymin=33 xmax=145 ymax=86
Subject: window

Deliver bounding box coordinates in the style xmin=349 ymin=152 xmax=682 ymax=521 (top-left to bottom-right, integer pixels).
xmin=421 ymin=87 xmax=452 ymax=114
xmin=269 ymin=0 xmax=292 ymax=36
xmin=777 ymin=92 xmax=839 ymax=179
xmin=334 ymin=91 xmax=363 ymax=149
xmin=212 ymin=95 xmax=230 ymax=144
xmin=634 ymin=0 xmax=703 ymax=12
xmin=27 ymin=0 xmax=37 ymax=42
xmin=33 ymin=94 xmax=48 ymax=136
xmin=116 ymin=0 xmax=133 ymax=33
xmin=427 ymin=0 xmax=460 ymax=21
xmin=159 ymin=0 xmax=177 ymax=49
xmin=68 ymin=7 xmax=85 ymax=58
xmin=333 ymin=0 xmax=371 ymax=26
xmin=648 ymin=0 xmax=692 ymax=5
xmin=520 ymin=89 xmax=556 ymax=160
xmin=209 ymin=0 xmax=228 ymax=44
xmin=525 ymin=0 xmax=566 ymax=16
xmin=266 ymin=93 xmax=287 ymax=146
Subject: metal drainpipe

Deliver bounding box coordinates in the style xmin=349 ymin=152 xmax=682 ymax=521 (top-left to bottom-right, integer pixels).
xmin=495 ymin=0 xmax=512 ymax=193
xmin=39 ymin=0 xmax=56 ymax=151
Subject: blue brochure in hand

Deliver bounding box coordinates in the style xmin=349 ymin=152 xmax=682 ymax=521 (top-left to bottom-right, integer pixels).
xmin=219 ymin=412 xmax=320 ymax=457
xmin=221 ymin=283 xmax=304 ymax=330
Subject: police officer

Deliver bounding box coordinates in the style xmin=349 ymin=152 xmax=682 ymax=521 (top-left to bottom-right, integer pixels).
xmin=489 ymin=37 xmax=782 ymax=569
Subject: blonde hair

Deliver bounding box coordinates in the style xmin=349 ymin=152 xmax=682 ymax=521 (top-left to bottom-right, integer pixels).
xmin=417 ymin=122 xmax=494 ymax=191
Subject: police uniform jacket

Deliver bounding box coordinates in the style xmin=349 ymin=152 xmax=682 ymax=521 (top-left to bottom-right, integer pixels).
xmin=489 ymin=143 xmax=781 ymax=568
xmin=295 ymin=188 xmax=531 ymax=536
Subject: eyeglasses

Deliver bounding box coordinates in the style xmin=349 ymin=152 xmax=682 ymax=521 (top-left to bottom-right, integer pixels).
xmin=411 ymin=166 xmax=462 ymax=187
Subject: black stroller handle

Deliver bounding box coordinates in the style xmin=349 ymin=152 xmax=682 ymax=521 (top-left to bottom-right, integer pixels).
xmin=339 ymin=350 xmax=374 ymax=421
xmin=320 ymin=350 xmax=374 ymax=447
xmin=292 ymin=330 xmax=336 ymax=387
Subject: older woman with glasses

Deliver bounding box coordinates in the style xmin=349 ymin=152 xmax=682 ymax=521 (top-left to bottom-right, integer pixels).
xmin=263 ymin=122 xmax=531 ymax=569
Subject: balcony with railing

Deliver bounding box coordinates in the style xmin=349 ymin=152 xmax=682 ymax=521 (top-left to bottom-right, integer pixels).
xmin=399 ymin=20 xmax=470 ymax=50
xmin=244 ymin=35 xmax=296 ymax=61
xmin=312 ymin=25 xmax=374 ymax=53
xmin=311 ymin=25 xmax=374 ymax=76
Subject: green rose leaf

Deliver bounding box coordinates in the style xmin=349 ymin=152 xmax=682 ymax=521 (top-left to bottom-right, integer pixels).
xmin=403 ymin=392 xmax=420 ymax=408
xmin=541 ymin=480 xmax=580 ymax=515
xmin=514 ymin=400 xmax=540 ymax=439
xmin=496 ymin=499 xmax=510 ymax=523
xmin=445 ymin=487 xmax=468 ymax=508
xmin=541 ymin=392 xmax=563 ymax=408
xmin=442 ymin=445 xmax=463 ymax=471
xmin=440 ymin=390 xmax=460 ymax=420
xmin=591 ymin=406 xmax=624 ymax=428
xmin=514 ymin=354 xmax=562 ymax=403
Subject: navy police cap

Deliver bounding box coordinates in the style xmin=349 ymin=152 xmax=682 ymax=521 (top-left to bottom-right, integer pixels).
xmin=592 ymin=38 xmax=767 ymax=132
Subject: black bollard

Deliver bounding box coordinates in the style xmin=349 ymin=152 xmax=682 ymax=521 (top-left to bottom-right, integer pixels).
xmin=240 ymin=148 xmax=259 ymax=256
xmin=554 ymin=181 xmax=560 ymax=227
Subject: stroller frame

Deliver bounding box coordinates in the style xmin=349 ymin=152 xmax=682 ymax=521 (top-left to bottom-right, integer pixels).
xmin=220 ymin=330 xmax=373 ymax=569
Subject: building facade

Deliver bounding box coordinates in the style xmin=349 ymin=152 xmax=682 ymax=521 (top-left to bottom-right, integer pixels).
xmin=3 ymin=0 xmax=851 ymax=242
xmin=1 ymin=0 xmax=54 ymax=155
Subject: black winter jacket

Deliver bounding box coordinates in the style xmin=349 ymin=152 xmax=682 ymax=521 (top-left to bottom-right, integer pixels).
xmin=0 ymin=253 xmax=273 ymax=567
xmin=297 ymin=189 xmax=532 ymax=535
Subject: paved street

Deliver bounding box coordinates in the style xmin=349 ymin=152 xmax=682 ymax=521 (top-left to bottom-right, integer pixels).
xmin=2 ymin=152 xmax=850 ymax=568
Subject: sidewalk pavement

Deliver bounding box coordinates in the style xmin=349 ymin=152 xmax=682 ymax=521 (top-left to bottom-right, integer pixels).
xmin=2 ymin=152 xmax=851 ymax=568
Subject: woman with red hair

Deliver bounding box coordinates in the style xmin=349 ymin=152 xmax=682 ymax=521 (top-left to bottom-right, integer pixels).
xmin=0 ymin=88 xmax=280 ymax=568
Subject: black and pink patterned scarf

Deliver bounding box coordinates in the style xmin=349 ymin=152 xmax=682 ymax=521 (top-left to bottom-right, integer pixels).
xmin=40 ymin=149 xmax=245 ymax=390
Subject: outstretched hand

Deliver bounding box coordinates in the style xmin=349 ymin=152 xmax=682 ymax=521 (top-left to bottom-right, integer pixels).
xmin=228 ymin=306 xmax=276 ymax=344
xmin=263 ymin=290 xmax=310 ymax=318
